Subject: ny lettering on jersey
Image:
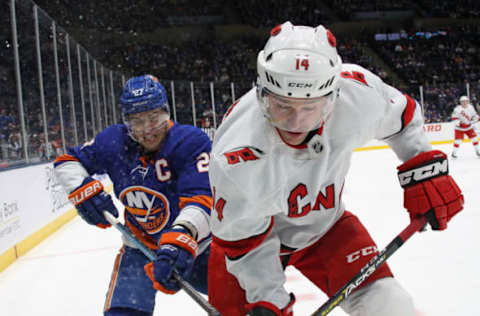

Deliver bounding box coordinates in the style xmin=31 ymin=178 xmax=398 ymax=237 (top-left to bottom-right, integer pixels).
xmin=288 ymin=183 xmax=335 ymax=217
xmin=120 ymin=186 xmax=170 ymax=234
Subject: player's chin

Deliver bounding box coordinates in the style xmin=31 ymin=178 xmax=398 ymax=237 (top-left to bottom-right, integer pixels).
xmin=280 ymin=130 xmax=308 ymax=145
xmin=139 ymin=136 xmax=163 ymax=152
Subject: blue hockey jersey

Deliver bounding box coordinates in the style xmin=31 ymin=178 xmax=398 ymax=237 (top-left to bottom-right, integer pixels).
xmin=54 ymin=121 xmax=212 ymax=248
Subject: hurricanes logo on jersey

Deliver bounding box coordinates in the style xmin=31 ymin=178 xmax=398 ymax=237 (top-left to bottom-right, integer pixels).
xmin=223 ymin=147 xmax=263 ymax=165
xmin=119 ymin=186 xmax=170 ymax=234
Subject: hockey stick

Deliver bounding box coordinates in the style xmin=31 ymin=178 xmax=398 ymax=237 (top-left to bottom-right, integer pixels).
xmin=311 ymin=215 xmax=427 ymax=316
xmin=103 ymin=211 xmax=222 ymax=316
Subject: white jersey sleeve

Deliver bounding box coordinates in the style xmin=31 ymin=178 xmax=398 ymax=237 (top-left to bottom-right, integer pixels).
xmin=335 ymin=64 xmax=431 ymax=162
xmin=54 ymin=160 xmax=90 ymax=193
xmin=380 ymin=98 xmax=431 ymax=162
xmin=468 ymin=105 xmax=479 ymax=123
xmin=452 ymin=105 xmax=461 ymax=121
xmin=365 ymin=67 xmax=431 ymax=161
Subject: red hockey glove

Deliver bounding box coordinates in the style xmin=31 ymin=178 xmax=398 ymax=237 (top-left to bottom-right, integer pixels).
xmin=397 ymin=150 xmax=464 ymax=230
xmin=246 ymin=293 xmax=295 ymax=316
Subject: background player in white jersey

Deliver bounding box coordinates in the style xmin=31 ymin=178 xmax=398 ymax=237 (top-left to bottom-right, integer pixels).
xmin=207 ymin=22 xmax=464 ymax=316
xmin=54 ymin=75 xmax=212 ymax=316
xmin=451 ymin=95 xmax=480 ymax=158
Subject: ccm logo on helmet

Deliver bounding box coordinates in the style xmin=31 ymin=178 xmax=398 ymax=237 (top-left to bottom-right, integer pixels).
xmin=398 ymin=160 xmax=448 ymax=187
xmin=288 ymin=82 xmax=314 ymax=88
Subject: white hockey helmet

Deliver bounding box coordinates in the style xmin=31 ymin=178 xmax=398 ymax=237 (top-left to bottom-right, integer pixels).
xmin=256 ymin=21 xmax=343 ymax=132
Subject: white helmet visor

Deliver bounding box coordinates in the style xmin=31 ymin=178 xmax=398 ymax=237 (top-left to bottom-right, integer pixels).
xmin=258 ymin=87 xmax=335 ymax=133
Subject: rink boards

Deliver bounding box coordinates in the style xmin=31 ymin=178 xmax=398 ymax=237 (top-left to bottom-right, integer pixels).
xmin=0 ymin=165 xmax=112 ymax=272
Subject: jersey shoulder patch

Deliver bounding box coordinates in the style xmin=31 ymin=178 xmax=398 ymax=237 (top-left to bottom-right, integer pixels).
xmin=222 ymin=146 xmax=264 ymax=165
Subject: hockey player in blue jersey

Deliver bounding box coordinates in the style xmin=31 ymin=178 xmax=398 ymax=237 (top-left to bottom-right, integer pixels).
xmin=54 ymin=74 xmax=212 ymax=316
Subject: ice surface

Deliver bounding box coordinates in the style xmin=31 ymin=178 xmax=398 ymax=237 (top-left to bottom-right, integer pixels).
xmin=1 ymin=143 xmax=478 ymax=315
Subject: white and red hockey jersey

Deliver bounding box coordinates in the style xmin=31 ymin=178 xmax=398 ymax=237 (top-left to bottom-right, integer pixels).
xmin=452 ymin=104 xmax=479 ymax=131
xmin=208 ymin=64 xmax=431 ymax=308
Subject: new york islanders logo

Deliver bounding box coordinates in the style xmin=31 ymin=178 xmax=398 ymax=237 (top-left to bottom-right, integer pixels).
xmin=119 ymin=186 xmax=170 ymax=234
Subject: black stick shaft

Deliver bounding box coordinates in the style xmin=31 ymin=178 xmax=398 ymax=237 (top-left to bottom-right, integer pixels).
xmin=311 ymin=216 xmax=427 ymax=316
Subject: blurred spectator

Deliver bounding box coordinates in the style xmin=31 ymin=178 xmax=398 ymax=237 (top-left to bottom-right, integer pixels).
xmin=418 ymin=0 xmax=480 ymax=18
xmin=332 ymin=0 xmax=412 ymax=20
xmin=233 ymin=0 xmax=333 ymax=27
xmin=38 ymin=134 xmax=54 ymax=161
xmin=7 ymin=129 xmax=22 ymax=160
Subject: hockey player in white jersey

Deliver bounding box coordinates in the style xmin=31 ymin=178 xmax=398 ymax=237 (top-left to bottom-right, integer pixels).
xmin=451 ymin=95 xmax=480 ymax=158
xmin=207 ymin=22 xmax=464 ymax=316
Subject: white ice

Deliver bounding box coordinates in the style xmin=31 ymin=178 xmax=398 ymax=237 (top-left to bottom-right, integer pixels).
xmin=1 ymin=143 xmax=479 ymax=316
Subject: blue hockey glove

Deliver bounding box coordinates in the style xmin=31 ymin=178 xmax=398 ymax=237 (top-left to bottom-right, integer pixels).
xmin=68 ymin=176 xmax=118 ymax=228
xmin=144 ymin=226 xmax=198 ymax=294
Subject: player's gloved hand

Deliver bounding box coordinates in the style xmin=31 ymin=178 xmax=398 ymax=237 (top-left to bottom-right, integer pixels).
xmin=397 ymin=150 xmax=464 ymax=230
xmin=144 ymin=226 xmax=198 ymax=294
xmin=68 ymin=176 xmax=118 ymax=229
xmin=246 ymin=293 xmax=295 ymax=316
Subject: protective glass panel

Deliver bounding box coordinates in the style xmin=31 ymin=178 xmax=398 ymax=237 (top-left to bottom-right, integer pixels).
xmin=0 ymin=1 xmax=19 ymax=164
xmin=169 ymin=80 xmax=194 ymax=125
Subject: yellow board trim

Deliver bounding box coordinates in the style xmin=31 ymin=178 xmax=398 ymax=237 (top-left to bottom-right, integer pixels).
xmin=0 ymin=182 xmax=114 ymax=273
xmin=0 ymin=247 xmax=17 ymax=273
xmin=0 ymin=208 xmax=77 ymax=273
xmin=16 ymin=209 xmax=78 ymax=257
xmin=353 ymin=139 xmax=471 ymax=152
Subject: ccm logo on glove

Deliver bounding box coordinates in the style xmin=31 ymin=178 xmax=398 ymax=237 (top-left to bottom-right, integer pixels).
xmin=397 ymin=150 xmax=463 ymax=231
xmin=69 ymin=180 xmax=103 ymax=205
xmin=398 ymin=157 xmax=447 ymax=186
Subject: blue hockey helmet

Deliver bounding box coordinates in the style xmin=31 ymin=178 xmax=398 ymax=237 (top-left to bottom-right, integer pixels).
xmin=120 ymin=74 xmax=169 ymax=116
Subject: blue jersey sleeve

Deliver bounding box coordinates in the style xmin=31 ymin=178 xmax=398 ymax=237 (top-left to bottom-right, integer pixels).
xmin=66 ymin=125 xmax=128 ymax=175
xmin=169 ymin=126 xmax=213 ymax=214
